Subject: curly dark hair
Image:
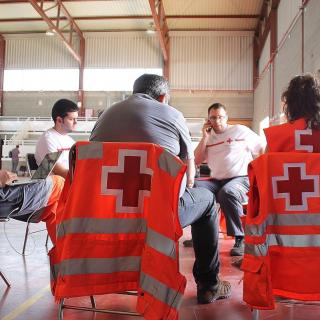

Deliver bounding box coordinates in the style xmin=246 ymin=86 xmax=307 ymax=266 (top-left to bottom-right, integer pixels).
xmin=282 ymin=74 xmax=320 ymax=129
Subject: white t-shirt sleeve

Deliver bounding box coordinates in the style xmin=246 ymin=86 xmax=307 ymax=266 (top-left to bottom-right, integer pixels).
xmin=246 ymin=127 xmax=266 ymax=157
xmin=35 ymin=134 xmax=57 ymax=165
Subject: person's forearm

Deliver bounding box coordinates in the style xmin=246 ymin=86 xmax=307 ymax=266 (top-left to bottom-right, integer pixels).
xmin=194 ymin=137 xmax=209 ymax=165
xmin=52 ymin=164 xmax=68 ymax=179
xmin=183 ymin=158 xmax=196 ymax=188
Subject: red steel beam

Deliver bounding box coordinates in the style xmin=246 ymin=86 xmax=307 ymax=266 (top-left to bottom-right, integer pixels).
xmin=0 ymin=34 xmax=5 ymax=116
xmin=28 ymin=0 xmax=86 ymax=113
xmin=159 ymin=0 xmax=170 ymax=79
xmin=0 ymin=15 xmax=259 ymax=23
xmin=149 ymin=0 xmax=168 ymax=62
xmin=28 ymin=0 xmax=84 ymax=63
xmin=78 ymin=36 xmax=85 ymax=116
xmin=255 ymin=0 xmax=280 ymax=62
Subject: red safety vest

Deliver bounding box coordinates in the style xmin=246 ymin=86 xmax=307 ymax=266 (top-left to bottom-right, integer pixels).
xmin=50 ymin=141 xmax=187 ymax=320
xmin=242 ymin=153 xmax=320 ymax=309
xmin=264 ymin=118 xmax=320 ymax=152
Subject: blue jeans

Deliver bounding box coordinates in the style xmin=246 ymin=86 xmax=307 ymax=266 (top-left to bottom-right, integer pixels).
xmin=195 ymin=176 xmax=249 ymax=237
xmin=179 ymin=187 xmax=220 ymax=286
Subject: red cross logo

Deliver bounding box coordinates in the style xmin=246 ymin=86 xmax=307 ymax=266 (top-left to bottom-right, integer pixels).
xmin=101 ymin=149 xmax=153 ymax=213
xmin=226 ymin=138 xmax=233 ymax=144
xmin=272 ymin=163 xmax=319 ymax=211
xmin=295 ymin=129 xmax=320 ymax=152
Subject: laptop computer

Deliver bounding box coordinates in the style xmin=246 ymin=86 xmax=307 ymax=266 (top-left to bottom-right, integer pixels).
xmin=7 ymin=151 xmax=62 ymax=186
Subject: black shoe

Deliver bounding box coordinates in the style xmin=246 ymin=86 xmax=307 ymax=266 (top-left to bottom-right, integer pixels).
xmin=231 ymin=257 xmax=243 ymax=269
xmin=230 ymin=236 xmax=244 ymax=256
xmin=197 ymin=280 xmax=232 ymax=304
xmin=183 ymin=239 xmax=193 ymax=247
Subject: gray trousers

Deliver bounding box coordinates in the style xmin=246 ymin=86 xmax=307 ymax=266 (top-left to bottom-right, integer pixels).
xmin=194 ymin=176 xmax=249 ymax=237
xmin=179 ymin=187 xmax=220 ymax=287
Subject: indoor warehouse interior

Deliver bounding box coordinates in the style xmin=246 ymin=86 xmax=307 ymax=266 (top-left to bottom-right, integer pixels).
xmin=0 ymin=1 xmax=320 ymax=320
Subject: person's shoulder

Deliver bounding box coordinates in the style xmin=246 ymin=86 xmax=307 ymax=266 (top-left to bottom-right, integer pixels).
xmin=234 ymin=124 xmax=256 ymax=133
xmin=42 ymin=128 xmax=56 ymax=137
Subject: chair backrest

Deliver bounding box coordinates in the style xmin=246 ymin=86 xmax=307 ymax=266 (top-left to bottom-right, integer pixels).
xmin=243 ymin=152 xmax=320 ymax=310
xmin=26 ymin=153 xmax=38 ymax=176
xmin=51 ymin=141 xmax=187 ymax=318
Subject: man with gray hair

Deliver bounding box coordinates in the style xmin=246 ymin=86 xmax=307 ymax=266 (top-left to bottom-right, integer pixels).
xmin=90 ymin=74 xmax=231 ymax=304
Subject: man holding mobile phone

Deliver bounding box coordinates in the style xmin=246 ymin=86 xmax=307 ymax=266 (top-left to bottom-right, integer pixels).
xmin=194 ymin=103 xmax=266 ymax=256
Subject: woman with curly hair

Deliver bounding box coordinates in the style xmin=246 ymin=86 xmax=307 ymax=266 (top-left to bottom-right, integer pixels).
xmin=264 ymin=73 xmax=320 ymax=152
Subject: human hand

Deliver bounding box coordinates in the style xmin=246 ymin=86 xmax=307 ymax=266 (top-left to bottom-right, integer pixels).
xmin=0 ymin=170 xmax=18 ymax=188
xmin=202 ymin=119 xmax=212 ymax=138
xmin=187 ymin=177 xmax=194 ymax=188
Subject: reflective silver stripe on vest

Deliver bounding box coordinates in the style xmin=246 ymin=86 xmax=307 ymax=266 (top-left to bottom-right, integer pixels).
xmin=245 ymin=234 xmax=320 ymax=257
xmin=53 ymin=256 xmax=141 ymax=279
xmin=140 ymin=272 xmax=183 ymax=310
xmin=146 ymin=228 xmax=176 ymax=259
xmin=78 ymin=142 xmax=103 ymax=160
xmin=268 ymin=234 xmax=320 ymax=247
xmin=245 ymin=213 xmax=320 ymax=236
xmin=245 ymin=243 xmax=268 ymax=257
xmin=158 ymin=150 xmax=182 ymax=177
xmin=56 ymin=218 xmax=147 ymax=238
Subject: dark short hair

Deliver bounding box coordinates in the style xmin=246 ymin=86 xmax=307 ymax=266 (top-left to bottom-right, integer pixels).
xmin=208 ymin=102 xmax=227 ymax=114
xmin=133 ymin=74 xmax=169 ymax=100
xmin=282 ymin=74 xmax=320 ymax=129
xmin=51 ymin=99 xmax=79 ymax=122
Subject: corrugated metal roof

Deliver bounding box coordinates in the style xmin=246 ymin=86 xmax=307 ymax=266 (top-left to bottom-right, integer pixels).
xmin=0 ymin=0 xmax=264 ymax=33
xmin=163 ymin=0 xmax=263 ymax=15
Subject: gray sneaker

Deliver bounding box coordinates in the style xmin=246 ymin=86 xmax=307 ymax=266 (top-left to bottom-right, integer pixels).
xmin=230 ymin=237 xmax=244 ymax=256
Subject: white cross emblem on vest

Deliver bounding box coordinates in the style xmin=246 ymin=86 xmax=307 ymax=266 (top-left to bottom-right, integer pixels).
xmin=272 ymin=163 xmax=319 ymax=211
xmin=101 ymin=149 xmax=153 ymax=213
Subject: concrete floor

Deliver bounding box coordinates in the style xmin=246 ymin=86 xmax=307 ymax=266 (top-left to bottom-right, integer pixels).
xmin=0 ymin=220 xmax=319 ymax=320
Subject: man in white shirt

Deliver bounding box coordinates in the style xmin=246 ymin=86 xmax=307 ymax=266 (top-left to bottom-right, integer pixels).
xmin=194 ymin=103 xmax=265 ymax=256
xmin=35 ymin=99 xmax=79 ymax=178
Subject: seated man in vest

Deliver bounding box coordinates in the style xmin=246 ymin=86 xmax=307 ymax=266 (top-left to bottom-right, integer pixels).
xmin=0 ymin=169 xmax=64 ymax=244
xmin=90 ymin=74 xmax=231 ymax=304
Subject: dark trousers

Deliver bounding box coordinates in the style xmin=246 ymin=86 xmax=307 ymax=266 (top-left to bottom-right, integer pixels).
xmin=195 ymin=176 xmax=249 ymax=237
xmin=179 ymin=187 xmax=220 ymax=286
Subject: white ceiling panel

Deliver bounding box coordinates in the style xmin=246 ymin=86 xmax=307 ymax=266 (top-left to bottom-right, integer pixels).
xmin=163 ymin=0 xmax=263 ymax=15
xmin=76 ymin=19 xmax=153 ymax=31
xmin=167 ymin=18 xmax=257 ymax=30
xmin=64 ymin=0 xmax=151 ymax=17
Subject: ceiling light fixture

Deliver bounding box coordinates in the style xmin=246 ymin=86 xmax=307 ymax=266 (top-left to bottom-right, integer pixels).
xmin=146 ymin=22 xmax=155 ymax=34
xmin=45 ymin=28 xmax=56 ymax=36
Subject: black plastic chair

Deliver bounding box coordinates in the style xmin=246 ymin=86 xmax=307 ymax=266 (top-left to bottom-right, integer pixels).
xmin=0 ymin=217 xmax=11 ymax=287
xmin=26 ymin=153 xmax=38 ymax=176
xmin=21 ymin=153 xmax=49 ymax=254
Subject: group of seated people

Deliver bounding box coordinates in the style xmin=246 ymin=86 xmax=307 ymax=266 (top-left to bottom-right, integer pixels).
xmin=0 ymin=72 xmax=319 ymax=305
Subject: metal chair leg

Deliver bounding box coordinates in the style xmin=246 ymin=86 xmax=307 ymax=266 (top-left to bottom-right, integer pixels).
xmin=90 ymin=295 xmax=96 ymax=308
xmin=252 ymin=309 xmax=259 ymax=320
xmin=22 ymin=221 xmax=31 ymax=255
xmin=58 ymin=298 xmax=64 ymax=320
xmin=0 ymin=270 xmax=11 ymax=287
xmin=45 ymin=233 xmax=49 ymax=247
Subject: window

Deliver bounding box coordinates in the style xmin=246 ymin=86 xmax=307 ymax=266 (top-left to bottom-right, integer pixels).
xmin=4 ymin=69 xmax=79 ymax=91
xmin=4 ymin=68 xmax=163 ymax=91
xmin=84 ymin=68 xmax=163 ymax=91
